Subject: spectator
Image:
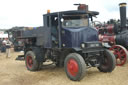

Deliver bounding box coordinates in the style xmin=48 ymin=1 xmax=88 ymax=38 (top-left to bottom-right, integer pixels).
xmin=1 ymin=38 xmax=6 ymax=53
xmin=0 ymin=38 xmax=2 ymax=53
xmin=5 ymin=38 xmax=12 ymax=58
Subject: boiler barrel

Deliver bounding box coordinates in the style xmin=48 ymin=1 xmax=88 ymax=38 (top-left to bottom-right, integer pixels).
xmin=116 ymin=30 xmax=128 ymax=49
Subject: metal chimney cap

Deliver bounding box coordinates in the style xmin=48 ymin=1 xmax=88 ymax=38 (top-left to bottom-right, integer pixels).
xmin=119 ymin=3 xmax=127 ymax=7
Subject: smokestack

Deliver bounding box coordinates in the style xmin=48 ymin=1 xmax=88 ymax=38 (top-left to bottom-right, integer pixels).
xmin=74 ymin=4 xmax=88 ymax=11
xmin=119 ymin=3 xmax=127 ymax=27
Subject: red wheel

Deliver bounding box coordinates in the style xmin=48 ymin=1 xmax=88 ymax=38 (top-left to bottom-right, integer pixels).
xmin=26 ymin=56 xmax=33 ymax=69
xmin=109 ymin=45 xmax=128 ymax=66
xmin=25 ymin=51 xmax=42 ymax=71
xmin=64 ymin=53 xmax=86 ymax=81
xmin=67 ymin=59 xmax=79 ymax=76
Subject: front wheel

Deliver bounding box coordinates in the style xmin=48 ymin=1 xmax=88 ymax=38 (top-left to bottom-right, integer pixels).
xmin=64 ymin=53 xmax=86 ymax=81
xmin=25 ymin=51 xmax=42 ymax=71
xmin=97 ymin=50 xmax=116 ymax=72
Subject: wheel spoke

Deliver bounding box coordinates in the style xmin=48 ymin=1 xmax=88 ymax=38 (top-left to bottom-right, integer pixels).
xmin=110 ymin=45 xmax=128 ymax=66
xmin=119 ymin=49 xmax=124 ymax=53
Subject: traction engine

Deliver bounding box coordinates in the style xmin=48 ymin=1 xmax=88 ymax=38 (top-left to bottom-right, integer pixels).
xmin=97 ymin=3 xmax=128 ymax=66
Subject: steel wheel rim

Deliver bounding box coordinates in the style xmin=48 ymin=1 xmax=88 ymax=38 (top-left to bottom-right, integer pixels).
xmin=67 ymin=59 xmax=79 ymax=77
xmin=110 ymin=45 xmax=127 ymax=66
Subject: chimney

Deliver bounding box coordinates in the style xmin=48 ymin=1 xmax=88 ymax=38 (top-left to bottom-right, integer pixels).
xmin=119 ymin=3 xmax=127 ymax=27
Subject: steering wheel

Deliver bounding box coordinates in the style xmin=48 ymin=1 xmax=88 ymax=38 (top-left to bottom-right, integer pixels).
xmin=92 ymin=21 xmax=102 ymax=29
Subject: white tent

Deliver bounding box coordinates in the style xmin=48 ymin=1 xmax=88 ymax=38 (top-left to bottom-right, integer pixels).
xmin=0 ymin=31 xmax=8 ymax=38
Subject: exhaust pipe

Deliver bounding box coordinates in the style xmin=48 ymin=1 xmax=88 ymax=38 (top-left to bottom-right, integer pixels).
xmin=119 ymin=3 xmax=127 ymax=28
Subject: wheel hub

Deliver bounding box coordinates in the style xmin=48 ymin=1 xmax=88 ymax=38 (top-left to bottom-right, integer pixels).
xmin=67 ymin=59 xmax=78 ymax=76
xmin=26 ymin=56 xmax=33 ymax=68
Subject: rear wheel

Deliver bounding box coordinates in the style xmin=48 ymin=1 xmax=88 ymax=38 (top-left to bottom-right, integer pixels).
xmin=98 ymin=50 xmax=116 ymax=72
xmin=25 ymin=51 xmax=42 ymax=71
xmin=64 ymin=53 xmax=86 ymax=81
xmin=109 ymin=45 xmax=128 ymax=66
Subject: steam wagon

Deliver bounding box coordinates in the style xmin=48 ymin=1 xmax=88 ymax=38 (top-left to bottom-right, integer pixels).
xmin=19 ymin=4 xmax=116 ymax=81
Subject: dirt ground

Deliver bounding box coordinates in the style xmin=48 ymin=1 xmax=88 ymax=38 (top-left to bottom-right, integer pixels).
xmin=0 ymin=49 xmax=128 ymax=85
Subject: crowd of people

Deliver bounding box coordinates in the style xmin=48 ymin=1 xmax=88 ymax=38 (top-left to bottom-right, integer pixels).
xmin=0 ymin=38 xmax=12 ymax=58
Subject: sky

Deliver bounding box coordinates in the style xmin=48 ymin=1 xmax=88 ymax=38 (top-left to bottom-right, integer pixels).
xmin=0 ymin=0 xmax=128 ymax=29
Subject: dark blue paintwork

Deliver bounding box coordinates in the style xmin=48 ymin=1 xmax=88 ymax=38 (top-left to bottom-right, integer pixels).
xmin=61 ymin=27 xmax=98 ymax=48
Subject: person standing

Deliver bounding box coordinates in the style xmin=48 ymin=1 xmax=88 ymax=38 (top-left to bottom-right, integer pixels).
xmin=5 ymin=38 xmax=12 ymax=58
xmin=0 ymin=38 xmax=2 ymax=53
xmin=1 ymin=38 xmax=6 ymax=53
